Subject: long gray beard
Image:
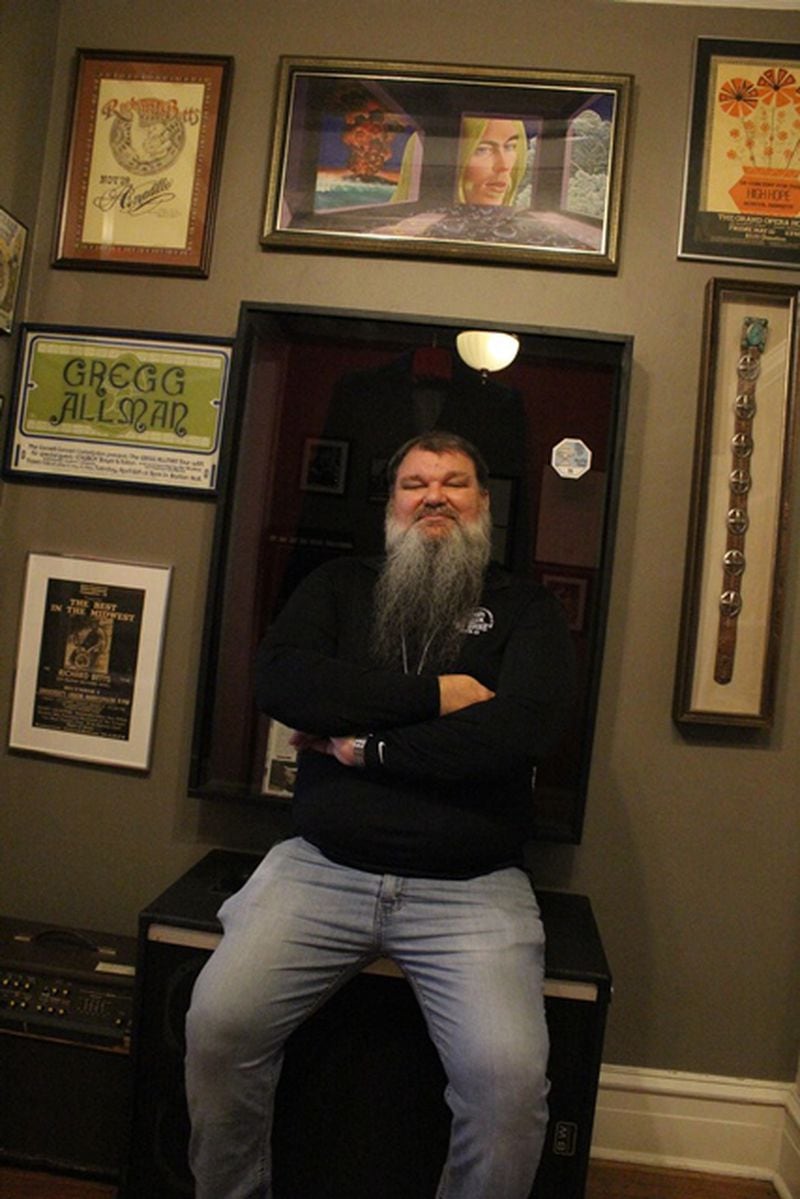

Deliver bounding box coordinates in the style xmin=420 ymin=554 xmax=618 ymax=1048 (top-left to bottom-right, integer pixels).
xmin=371 ymin=508 xmax=492 ymax=673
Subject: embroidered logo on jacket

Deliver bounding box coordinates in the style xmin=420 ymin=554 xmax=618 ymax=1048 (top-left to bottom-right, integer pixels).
xmin=461 ymin=607 xmax=495 ymax=635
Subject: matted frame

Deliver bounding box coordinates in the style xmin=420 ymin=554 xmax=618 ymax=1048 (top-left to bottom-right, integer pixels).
xmin=674 ymin=278 xmax=800 ymax=728
xmin=262 ymin=56 xmax=632 ymax=272
xmin=679 ymin=37 xmax=800 ymax=269
xmin=53 ymin=49 xmax=233 ymax=276
xmin=0 ymin=206 xmax=28 ymax=334
xmin=3 ymin=324 xmax=232 ymax=494
xmin=9 ymin=553 xmax=172 ymax=770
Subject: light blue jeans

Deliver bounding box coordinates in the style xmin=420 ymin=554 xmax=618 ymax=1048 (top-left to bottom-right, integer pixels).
xmin=185 ymin=837 xmax=549 ymax=1199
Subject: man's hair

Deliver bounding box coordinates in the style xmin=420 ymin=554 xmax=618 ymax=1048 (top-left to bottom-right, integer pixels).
xmin=385 ymin=431 xmax=490 ymax=492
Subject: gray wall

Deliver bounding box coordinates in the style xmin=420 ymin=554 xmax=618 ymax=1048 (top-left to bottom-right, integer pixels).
xmin=1 ymin=0 xmax=799 ymax=1084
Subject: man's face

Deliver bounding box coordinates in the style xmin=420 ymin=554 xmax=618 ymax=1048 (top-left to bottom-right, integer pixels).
xmin=462 ymin=118 xmax=521 ymax=206
xmin=389 ymin=447 xmax=488 ymax=540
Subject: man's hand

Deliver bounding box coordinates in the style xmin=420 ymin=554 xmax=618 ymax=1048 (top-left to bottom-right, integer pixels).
xmin=438 ymin=674 xmax=495 ymax=716
xmin=289 ymin=730 xmax=358 ymax=766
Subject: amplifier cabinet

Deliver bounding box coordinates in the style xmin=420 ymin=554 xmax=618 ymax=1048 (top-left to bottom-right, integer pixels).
xmin=123 ymin=850 xmax=611 ymax=1199
xmin=0 ymin=915 xmax=136 ymax=1179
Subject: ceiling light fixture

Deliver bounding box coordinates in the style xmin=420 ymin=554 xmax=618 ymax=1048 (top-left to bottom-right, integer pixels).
xmin=455 ymin=330 xmax=520 ymax=381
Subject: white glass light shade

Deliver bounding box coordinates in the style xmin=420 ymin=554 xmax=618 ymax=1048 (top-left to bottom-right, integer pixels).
xmin=456 ymin=330 xmax=520 ymax=374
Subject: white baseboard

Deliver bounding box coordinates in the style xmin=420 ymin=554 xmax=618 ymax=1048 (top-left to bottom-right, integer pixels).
xmin=591 ymin=1064 xmax=800 ymax=1197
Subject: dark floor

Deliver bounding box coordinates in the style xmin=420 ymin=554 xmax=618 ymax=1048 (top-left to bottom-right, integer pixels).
xmin=0 ymin=1162 xmax=781 ymax=1199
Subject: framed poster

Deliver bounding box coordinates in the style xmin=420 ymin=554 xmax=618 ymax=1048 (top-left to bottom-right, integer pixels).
xmin=262 ymin=56 xmax=632 ymax=272
xmin=3 ymin=325 xmax=232 ymax=494
xmin=9 ymin=554 xmax=172 ymax=770
xmin=0 ymin=206 xmax=28 ymax=334
xmin=674 ymin=279 xmax=800 ymax=728
xmin=53 ymin=50 xmax=232 ymax=275
xmin=679 ymin=37 xmax=800 ymax=269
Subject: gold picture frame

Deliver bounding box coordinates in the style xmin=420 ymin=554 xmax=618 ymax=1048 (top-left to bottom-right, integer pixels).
xmin=0 ymin=206 xmax=28 ymax=334
xmin=262 ymin=56 xmax=632 ymax=273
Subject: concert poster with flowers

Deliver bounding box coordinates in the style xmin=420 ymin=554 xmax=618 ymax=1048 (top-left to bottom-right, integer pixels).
xmin=680 ymin=38 xmax=800 ymax=269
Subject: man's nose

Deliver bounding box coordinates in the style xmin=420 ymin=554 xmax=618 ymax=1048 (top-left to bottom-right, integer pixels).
xmin=422 ymin=482 xmax=446 ymax=504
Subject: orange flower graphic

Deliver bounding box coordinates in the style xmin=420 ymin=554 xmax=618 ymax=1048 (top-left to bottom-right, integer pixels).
xmin=718 ymin=67 xmax=800 ymax=169
xmin=755 ymin=68 xmax=797 ymax=107
xmin=718 ymin=77 xmax=758 ymax=117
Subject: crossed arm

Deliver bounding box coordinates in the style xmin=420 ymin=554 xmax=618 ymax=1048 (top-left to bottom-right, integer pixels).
xmin=256 ymin=564 xmax=574 ymax=783
xmin=290 ymin=672 xmax=495 ymax=766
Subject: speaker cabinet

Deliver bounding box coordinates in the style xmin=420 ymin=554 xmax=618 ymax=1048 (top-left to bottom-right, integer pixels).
xmin=0 ymin=916 xmax=136 ymax=1179
xmin=123 ymin=850 xmax=611 ymax=1199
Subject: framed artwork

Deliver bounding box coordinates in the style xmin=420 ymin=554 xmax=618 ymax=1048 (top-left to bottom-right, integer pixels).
xmin=3 ymin=324 xmax=232 ymax=494
xmin=53 ymin=50 xmax=233 ymax=275
xmin=674 ymin=279 xmax=800 ymax=728
xmin=9 ymin=553 xmax=172 ymax=770
xmin=299 ymin=437 xmax=349 ymax=493
xmin=262 ymin=56 xmax=632 ymax=272
xmin=0 ymin=206 xmax=28 ymax=334
xmin=679 ymin=37 xmax=800 ymax=269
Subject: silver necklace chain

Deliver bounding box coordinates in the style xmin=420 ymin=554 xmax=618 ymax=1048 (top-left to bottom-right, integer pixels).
xmin=401 ymin=630 xmax=436 ymax=675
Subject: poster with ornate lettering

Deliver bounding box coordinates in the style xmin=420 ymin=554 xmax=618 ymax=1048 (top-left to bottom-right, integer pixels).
xmin=0 ymin=206 xmax=27 ymax=334
xmin=680 ymin=38 xmax=800 ymax=268
xmin=53 ymin=51 xmax=232 ymax=275
xmin=3 ymin=325 xmax=232 ymax=493
xmin=9 ymin=554 xmax=171 ymax=770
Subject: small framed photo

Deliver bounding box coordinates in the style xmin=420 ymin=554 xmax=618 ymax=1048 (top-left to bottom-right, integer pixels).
xmin=540 ymin=568 xmax=589 ymax=633
xmin=0 ymin=206 xmax=28 ymax=334
xmin=367 ymin=455 xmax=390 ymax=504
xmin=299 ymin=437 xmax=349 ymax=494
xmin=9 ymin=553 xmax=172 ymax=770
xmin=674 ymin=278 xmax=800 ymax=727
xmin=53 ymin=49 xmax=232 ymax=275
xmin=263 ymin=56 xmax=632 ymax=273
xmin=488 ymin=475 xmax=517 ymax=567
xmin=679 ymin=37 xmax=800 ymax=269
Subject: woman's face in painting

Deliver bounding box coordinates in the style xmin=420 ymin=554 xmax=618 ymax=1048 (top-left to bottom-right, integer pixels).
xmin=462 ymin=119 xmax=522 ymax=205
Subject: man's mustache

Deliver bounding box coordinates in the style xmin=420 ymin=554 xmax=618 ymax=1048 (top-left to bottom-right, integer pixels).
xmin=414 ymin=503 xmax=459 ymax=522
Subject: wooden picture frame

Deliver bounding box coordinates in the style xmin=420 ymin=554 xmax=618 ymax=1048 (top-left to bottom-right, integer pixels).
xmin=674 ymin=279 xmax=799 ymax=727
xmin=9 ymin=553 xmax=172 ymax=770
xmin=262 ymin=56 xmax=632 ymax=273
xmin=679 ymin=37 xmax=800 ymax=269
xmin=53 ymin=49 xmax=232 ymax=276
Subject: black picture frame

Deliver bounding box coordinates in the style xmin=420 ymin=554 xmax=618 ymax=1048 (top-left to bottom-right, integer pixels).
xmin=679 ymin=37 xmax=800 ymax=269
xmin=188 ymin=303 xmax=631 ymax=843
xmin=2 ymin=324 xmax=233 ymax=496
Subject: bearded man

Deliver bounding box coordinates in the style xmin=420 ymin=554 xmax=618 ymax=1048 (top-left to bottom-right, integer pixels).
xmin=185 ymin=431 xmax=575 ymax=1199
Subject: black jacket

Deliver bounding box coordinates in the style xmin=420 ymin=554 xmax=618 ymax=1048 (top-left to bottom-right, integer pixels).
xmin=256 ymin=556 xmax=575 ymax=878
